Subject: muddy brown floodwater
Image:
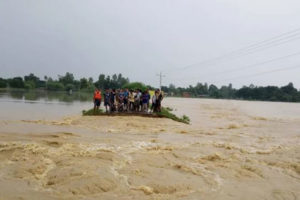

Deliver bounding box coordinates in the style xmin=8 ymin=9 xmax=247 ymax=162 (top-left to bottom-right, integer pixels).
xmin=0 ymin=97 xmax=299 ymax=200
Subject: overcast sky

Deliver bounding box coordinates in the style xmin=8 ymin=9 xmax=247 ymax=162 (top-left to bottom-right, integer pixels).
xmin=1 ymin=0 xmax=300 ymax=88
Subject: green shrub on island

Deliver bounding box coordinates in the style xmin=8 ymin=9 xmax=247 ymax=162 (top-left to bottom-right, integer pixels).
xmin=157 ymin=107 xmax=190 ymax=124
xmin=82 ymin=108 xmax=104 ymax=115
xmin=182 ymin=115 xmax=190 ymax=123
xmin=165 ymin=107 xmax=173 ymax=111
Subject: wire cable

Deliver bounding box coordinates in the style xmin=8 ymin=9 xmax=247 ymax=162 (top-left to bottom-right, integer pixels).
xmin=185 ymin=51 xmax=300 ymax=80
xmin=163 ymin=27 xmax=300 ymax=72
xmin=213 ymin=64 xmax=300 ymax=84
xmin=182 ymin=35 xmax=300 ymax=70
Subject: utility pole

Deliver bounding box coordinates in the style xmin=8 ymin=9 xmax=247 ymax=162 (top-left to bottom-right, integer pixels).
xmin=156 ymin=72 xmax=165 ymax=90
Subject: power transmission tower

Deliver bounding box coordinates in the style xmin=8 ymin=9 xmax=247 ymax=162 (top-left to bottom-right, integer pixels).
xmin=156 ymin=72 xmax=165 ymax=90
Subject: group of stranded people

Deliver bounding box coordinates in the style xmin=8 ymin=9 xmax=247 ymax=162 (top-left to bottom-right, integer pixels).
xmin=93 ymin=88 xmax=164 ymax=114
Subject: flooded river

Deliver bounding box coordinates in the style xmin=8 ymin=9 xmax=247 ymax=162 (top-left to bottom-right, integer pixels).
xmin=0 ymin=90 xmax=299 ymax=200
xmin=0 ymin=90 xmax=92 ymax=120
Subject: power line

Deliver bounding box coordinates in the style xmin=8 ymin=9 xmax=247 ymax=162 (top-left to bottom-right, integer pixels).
xmin=184 ymin=51 xmax=300 ymax=80
xmin=164 ymin=27 xmax=300 ymax=72
xmin=214 ymin=64 xmax=300 ymax=84
xmin=162 ymin=28 xmax=300 ymax=87
xmin=172 ymin=64 xmax=300 ymax=87
xmin=218 ymin=36 xmax=300 ymax=61
xmin=182 ymin=35 xmax=300 ymax=70
xmin=214 ymin=52 xmax=300 ymax=75
xmin=225 ymin=30 xmax=300 ymax=53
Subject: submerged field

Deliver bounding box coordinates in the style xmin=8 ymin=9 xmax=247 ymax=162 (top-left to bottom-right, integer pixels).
xmin=0 ymin=97 xmax=299 ymax=200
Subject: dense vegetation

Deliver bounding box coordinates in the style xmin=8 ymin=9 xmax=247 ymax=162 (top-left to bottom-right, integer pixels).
xmin=162 ymin=82 xmax=300 ymax=102
xmin=1 ymin=73 xmax=300 ymax=102
xmin=0 ymin=72 xmax=129 ymax=92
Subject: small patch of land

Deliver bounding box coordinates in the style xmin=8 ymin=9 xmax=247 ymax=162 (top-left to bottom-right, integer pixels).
xmin=82 ymin=107 xmax=190 ymax=124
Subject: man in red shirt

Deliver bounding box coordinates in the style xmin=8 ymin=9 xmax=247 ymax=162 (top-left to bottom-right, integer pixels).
xmin=93 ymin=88 xmax=102 ymax=113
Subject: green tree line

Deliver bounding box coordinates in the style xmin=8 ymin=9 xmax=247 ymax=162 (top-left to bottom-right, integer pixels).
xmin=0 ymin=73 xmax=130 ymax=92
xmin=1 ymin=73 xmax=300 ymax=102
xmin=162 ymin=82 xmax=300 ymax=102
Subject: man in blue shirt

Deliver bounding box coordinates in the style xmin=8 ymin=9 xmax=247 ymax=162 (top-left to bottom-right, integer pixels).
xmin=141 ymin=91 xmax=150 ymax=112
xmin=123 ymin=88 xmax=129 ymax=111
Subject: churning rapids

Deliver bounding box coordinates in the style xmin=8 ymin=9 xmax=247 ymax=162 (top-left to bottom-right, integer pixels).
xmin=0 ymin=97 xmax=299 ymax=200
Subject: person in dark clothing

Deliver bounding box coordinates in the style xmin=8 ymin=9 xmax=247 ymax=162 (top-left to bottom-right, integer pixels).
xmin=110 ymin=89 xmax=116 ymax=112
xmin=141 ymin=91 xmax=148 ymax=112
xmin=104 ymin=89 xmax=111 ymax=113
xmin=146 ymin=89 xmax=151 ymax=112
xmin=156 ymin=89 xmax=163 ymax=112
xmin=152 ymin=90 xmax=159 ymax=112
xmin=152 ymin=89 xmax=163 ymax=113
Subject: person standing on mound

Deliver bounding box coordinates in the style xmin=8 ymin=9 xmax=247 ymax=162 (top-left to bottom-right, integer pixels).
xmin=110 ymin=89 xmax=116 ymax=112
xmin=104 ymin=89 xmax=111 ymax=113
xmin=141 ymin=91 xmax=148 ymax=112
xmin=123 ymin=88 xmax=129 ymax=111
xmin=152 ymin=89 xmax=163 ymax=112
xmin=156 ymin=89 xmax=163 ymax=112
xmin=151 ymin=90 xmax=158 ymax=112
xmin=128 ymin=90 xmax=135 ymax=111
xmin=93 ymin=88 xmax=102 ymax=113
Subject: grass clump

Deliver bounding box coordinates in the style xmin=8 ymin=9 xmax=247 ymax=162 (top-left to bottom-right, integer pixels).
xmin=82 ymin=108 xmax=104 ymax=115
xmin=157 ymin=107 xmax=190 ymax=124
xmin=182 ymin=115 xmax=190 ymax=123
xmin=165 ymin=107 xmax=174 ymax=112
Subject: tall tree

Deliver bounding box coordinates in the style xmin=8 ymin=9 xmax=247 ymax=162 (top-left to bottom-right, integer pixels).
xmin=80 ymin=78 xmax=88 ymax=89
xmin=0 ymin=78 xmax=7 ymax=88
xmin=58 ymin=72 xmax=74 ymax=86
xmin=8 ymin=77 xmax=24 ymax=88
xmin=96 ymin=74 xmax=106 ymax=89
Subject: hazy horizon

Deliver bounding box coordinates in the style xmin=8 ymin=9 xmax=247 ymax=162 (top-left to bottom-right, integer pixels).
xmin=1 ymin=0 xmax=300 ymax=88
